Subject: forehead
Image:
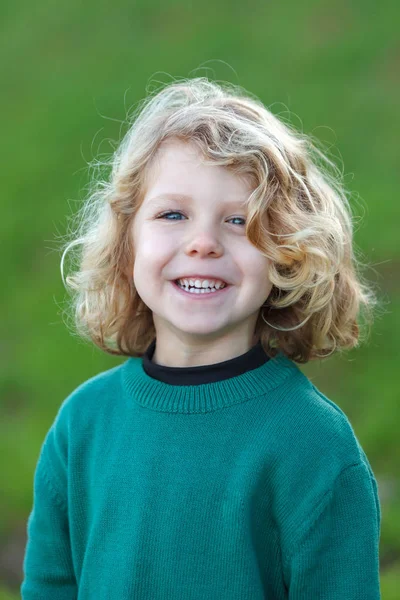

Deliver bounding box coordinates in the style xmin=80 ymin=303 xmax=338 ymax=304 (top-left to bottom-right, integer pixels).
xmin=142 ymin=138 xmax=254 ymax=206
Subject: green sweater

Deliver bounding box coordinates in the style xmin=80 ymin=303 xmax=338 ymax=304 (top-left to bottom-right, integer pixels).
xmin=21 ymin=350 xmax=381 ymax=599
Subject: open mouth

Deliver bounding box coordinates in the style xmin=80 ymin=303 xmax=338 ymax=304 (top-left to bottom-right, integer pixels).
xmin=173 ymin=280 xmax=229 ymax=295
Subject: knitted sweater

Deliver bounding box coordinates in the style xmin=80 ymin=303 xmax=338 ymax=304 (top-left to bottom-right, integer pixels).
xmin=21 ymin=341 xmax=381 ymax=599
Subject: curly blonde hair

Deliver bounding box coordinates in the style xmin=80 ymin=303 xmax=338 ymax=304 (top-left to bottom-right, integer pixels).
xmin=60 ymin=77 xmax=378 ymax=363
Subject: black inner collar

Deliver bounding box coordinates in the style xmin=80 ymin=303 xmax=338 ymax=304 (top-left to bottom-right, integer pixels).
xmin=142 ymin=338 xmax=270 ymax=386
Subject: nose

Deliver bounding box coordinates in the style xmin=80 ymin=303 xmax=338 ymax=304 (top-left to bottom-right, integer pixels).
xmin=184 ymin=225 xmax=224 ymax=258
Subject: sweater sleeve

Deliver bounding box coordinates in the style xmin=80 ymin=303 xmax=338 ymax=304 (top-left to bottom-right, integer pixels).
xmin=21 ymin=416 xmax=78 ymax=599
xmin=284 ymin=461 xmax=381 ymax=599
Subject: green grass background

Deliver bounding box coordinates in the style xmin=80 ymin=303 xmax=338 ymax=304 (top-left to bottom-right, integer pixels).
xmin=1 ymin=0 xmax=399 ymax=597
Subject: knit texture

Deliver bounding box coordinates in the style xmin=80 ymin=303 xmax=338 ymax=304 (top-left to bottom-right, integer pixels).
xmin=21 ymin=352 xmax=381 ymax=599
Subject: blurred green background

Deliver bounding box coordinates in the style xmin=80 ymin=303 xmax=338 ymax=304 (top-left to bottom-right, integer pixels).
xmin=1 ymin=0 xmax=399 ymax=597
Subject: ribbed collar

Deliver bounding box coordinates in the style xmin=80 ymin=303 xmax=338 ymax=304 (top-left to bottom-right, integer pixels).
xmin=122 ymin=346 xmax=299 ymax=414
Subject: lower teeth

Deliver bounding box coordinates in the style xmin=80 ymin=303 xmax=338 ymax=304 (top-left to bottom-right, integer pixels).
xmin=177 ymin=283 xmax=223 ymax=294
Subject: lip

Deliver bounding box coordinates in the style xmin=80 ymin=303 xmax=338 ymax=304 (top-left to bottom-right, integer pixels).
xmin=171 ymin=280 xmax=231 ymax=300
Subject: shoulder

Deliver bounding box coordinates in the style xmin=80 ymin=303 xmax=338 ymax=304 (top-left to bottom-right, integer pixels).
xmin=301 ymin=375 xmax=375 ymax=475
xmin=34 ymin=360 xmax=136 ymax=501
xmin=271 ymin=363 xmax=371 ymax=474
xmin=269 ymin=366 xmax=378 ymax=547
xmin=49 ymin=359 xmax=134 ymax=438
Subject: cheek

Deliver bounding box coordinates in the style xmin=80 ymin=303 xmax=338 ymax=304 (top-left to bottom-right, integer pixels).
xmin=136 ymin=227 xmax=165 ymax=259
xmin=246 ymin=253 xmax=271 ymax=292
xmin=242 ymin=246 xmax=270 ymax=274
xmin=134 ymin=228 xmax=175 ymax=278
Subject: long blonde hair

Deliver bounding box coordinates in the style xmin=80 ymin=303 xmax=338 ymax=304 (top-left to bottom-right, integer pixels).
xmin=60 ymin=77 xmax=378 ymax=363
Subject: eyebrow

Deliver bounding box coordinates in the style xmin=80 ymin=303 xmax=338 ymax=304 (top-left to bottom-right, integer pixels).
xmin=147 ymin=193 xmax=248 ymax=207
xmin=148 ymin=193 xmax=193 ymax=203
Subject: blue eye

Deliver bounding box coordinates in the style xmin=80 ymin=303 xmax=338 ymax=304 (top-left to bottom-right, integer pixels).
xmin=158 ymin=211 xmax=185 ymax=220
xmin=157 ymin=211 xmax=246 ymax=226
xmin=229 ymin=217 xmax=246 ymax=226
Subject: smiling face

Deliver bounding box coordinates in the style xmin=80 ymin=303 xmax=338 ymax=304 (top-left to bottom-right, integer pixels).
xmin=131 ymin=138 xmax=272 ymax=366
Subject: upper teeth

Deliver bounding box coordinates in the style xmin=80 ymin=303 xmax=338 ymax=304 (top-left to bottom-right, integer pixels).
xmin=177 ymin=278 xmax=226 ymax=289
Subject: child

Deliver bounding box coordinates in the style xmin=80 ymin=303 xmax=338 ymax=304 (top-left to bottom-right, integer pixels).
xmin=21 ymin=78 xmax=381 ymax=599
